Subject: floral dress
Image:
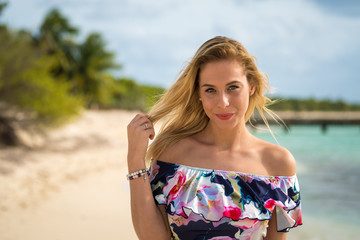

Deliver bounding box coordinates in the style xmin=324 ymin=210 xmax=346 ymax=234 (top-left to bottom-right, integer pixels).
xmin=150 ymin=160 xmax=302 ymax=240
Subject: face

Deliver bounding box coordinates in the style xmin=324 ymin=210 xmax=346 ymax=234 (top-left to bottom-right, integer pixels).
xmin=198 ymin=59 xmax=255 ymax=130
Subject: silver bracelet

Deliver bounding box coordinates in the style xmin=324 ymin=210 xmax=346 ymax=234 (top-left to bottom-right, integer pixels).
xmin=126 ymin=168 xmax=150 ymax=180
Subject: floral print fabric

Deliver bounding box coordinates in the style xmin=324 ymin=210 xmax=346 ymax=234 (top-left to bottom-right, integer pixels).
xmin=150 ymin=160 xmax=302 ymax=240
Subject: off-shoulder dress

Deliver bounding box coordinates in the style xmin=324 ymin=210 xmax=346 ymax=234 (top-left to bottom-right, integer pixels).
xmin=150 ymin=160 xmax=302 ymax=240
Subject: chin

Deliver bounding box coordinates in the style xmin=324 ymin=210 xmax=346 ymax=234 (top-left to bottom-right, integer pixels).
xmin=211 ymin=119 xmax=239 ymax=130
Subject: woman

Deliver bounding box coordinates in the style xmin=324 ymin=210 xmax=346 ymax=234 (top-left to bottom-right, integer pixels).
xmin=127 ymin=36 xmax=302 ymax=240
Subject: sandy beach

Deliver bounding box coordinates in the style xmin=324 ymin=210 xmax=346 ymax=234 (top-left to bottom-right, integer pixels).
xmin=0 ymin=110 xmax=138 ymax=240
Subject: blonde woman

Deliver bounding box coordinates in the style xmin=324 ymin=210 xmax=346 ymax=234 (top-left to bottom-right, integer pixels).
xmin=127 ymin=36 xmax=302 ymax=240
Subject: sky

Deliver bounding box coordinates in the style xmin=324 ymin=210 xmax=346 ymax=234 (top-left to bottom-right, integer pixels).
xmin=2 ymin=0 xmax=360 ymax=103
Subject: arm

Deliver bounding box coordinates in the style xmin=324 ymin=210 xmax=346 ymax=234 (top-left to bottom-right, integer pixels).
xmin=263 ymin=210 xmax=287 ymax=240
xmin=127 ymin=114 xmax=171 ymax=240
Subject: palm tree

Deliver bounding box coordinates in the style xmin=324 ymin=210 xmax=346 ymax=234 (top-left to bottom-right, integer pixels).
xmin=38 ymin=9 xmax=121 ymax=107
xmin=75 ymin=33 xmax=121 ymax=107
xmin=0 ymin=1 xmax=7 ymax=17
xmin=38 ymin=8 xmax=79 ymax=78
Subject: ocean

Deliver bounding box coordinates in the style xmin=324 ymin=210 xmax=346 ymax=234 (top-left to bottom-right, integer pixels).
xmin=253 ymin=125 xmax=360 ymax=239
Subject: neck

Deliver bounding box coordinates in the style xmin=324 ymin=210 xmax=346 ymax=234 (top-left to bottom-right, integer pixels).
xmin=200 ymin=121 xmax=253 ymax=152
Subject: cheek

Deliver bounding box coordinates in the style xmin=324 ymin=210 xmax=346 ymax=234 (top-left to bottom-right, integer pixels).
xmin=200 ymin=97 xmax=215 ymax=115
xmin=238 ymin=95 xmax=250 ymax=109
xmin=200 ymin=98 xmax=211 ymax=110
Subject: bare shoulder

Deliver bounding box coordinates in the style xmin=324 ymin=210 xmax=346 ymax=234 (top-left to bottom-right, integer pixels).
xmin=258 ymin=140 xmax=297 ymax=176
xmin=157 ymin=136 xmax=196 ymax=164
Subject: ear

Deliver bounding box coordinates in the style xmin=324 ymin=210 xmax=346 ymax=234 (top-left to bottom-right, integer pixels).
xmin=249 ymin=85 xmax=256 ymax=96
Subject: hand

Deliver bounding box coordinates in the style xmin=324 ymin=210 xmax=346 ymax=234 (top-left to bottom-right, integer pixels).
xmin=127 ymin=114 xmax=155 ymax=164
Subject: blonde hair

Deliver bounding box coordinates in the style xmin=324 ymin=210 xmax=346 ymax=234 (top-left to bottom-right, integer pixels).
xmin=146 ymin=36 xmax=276 ymax=163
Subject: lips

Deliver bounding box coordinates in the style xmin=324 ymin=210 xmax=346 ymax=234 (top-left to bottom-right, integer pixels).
xmin=215 ymin=113 xmax=234 ymax=120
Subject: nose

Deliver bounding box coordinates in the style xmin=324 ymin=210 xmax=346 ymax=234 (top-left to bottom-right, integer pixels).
xmin=217 ymin=92 xmax=230 ymax=108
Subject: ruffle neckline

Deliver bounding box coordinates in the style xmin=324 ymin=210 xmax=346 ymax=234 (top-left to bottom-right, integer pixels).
xmin=151 ymin=160 xmax=301 ymax=227
xmin=155 ymin=160 xmax=297 ymax=179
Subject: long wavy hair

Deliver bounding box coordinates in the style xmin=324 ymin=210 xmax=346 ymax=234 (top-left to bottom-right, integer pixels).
xmin=146 ymin=36 xmax=276 ymax=163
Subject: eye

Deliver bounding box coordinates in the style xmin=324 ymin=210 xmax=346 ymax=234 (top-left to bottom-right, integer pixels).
xmin=205 ymin=88 xmax=216 ymax=93
xmin=228 ymin=85 xmax=239 ymax=91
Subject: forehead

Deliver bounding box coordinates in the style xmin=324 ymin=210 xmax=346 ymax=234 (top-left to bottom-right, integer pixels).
xmin=198 ymin=60 xmax=247 ymax=85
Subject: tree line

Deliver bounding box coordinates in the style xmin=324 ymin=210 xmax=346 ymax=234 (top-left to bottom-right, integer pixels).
xmin=269 ymin=97 xmax=360 ymax=111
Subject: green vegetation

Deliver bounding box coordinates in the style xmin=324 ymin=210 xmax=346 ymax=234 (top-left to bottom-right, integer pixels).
xmin=111 ymin=78 xmax=164 ymax=112
xmin=0 ymin=5 xmax=163 ymax=115
xmin=0 ymin=4 xmax=163 ymax=145
xmin=0 ymin=27 xmax=82 ymax=125
xmin=269 ymin=97 xmax=360 ymax=111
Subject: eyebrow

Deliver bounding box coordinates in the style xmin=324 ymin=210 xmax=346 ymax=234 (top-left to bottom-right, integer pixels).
xmin=201 ymin=80 xmax=242 ymax=88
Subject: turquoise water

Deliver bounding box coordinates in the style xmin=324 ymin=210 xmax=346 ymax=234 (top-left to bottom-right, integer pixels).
xmin=254 ymin=125 xmax=360 ymax=239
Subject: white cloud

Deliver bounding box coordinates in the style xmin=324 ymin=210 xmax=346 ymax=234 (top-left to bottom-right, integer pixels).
xmin=3 ymin=0 xmax=360 ymax=101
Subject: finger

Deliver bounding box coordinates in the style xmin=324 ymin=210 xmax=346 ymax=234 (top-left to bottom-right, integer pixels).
xmin=146 ymin=128 xmax=155 ymax=140
xmin=133 ymin=114 xmax=152 ymax=125
xmin=128 ymin=114 xmax=141 ymax=127
xmin=138 ymin=120 xmax=155 ymax=138
xmin=131 ymin=113 xmax=146 ymax=123
xmin=138 ymin=118 xmax=154 ymax=129
xmin=128 ymin=114 xmax=151 ymax=130
xmin=150 ymin=131 xmax=155 ymax=140
xmin=136 ymin=120 xmax=150 ymax=129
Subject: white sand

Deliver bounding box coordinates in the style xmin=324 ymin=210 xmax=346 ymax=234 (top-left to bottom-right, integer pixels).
xmin=0 ymin=110 xmax=138 ymax=240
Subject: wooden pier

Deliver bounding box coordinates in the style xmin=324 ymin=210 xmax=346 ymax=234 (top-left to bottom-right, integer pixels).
xmin=251 ymin=111 xmax=360 ymax=133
